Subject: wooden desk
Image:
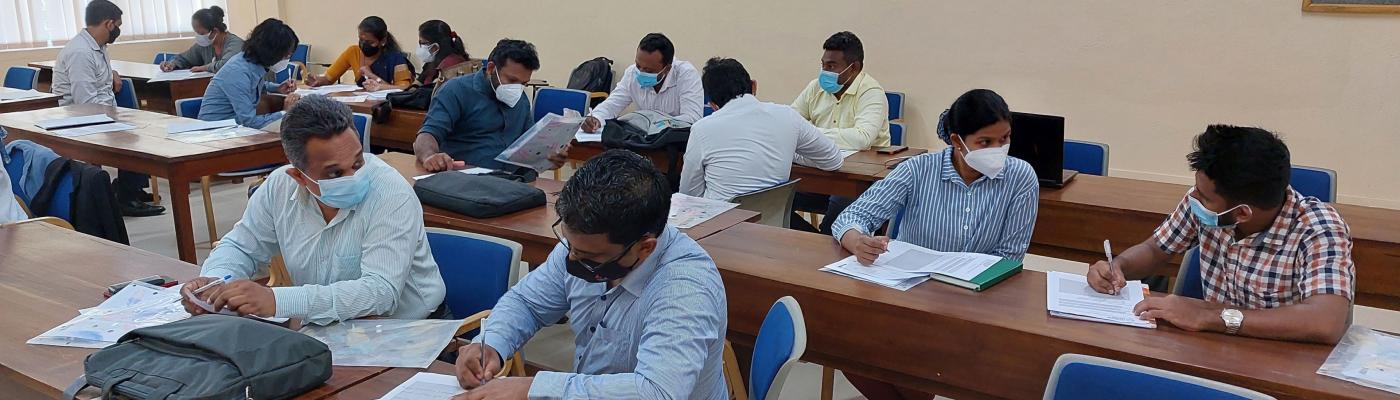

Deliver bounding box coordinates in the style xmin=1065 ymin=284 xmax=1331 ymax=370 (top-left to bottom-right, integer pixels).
xmin=0 ymin=88 xmax=60 ymax=114
xmin=259 ymin=90 xmax=425 ymax=152
xmin=0 ymin=104 xmax=286 ymax=264
xmin=380 ymin=152 xmax=759 ymax=265
xmin=321 ymin=361 xmax=456 ymax=399
xmin=30 ymin=60 xmax=211 ymax=115
xmin=701 ymin=222 xmax=1391 ymax=400
xmin=0 ymin=222 xmax=389 ymax=399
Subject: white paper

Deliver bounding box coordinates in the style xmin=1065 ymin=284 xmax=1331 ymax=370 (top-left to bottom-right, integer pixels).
xmin=51 ymin=122 xmax=136 ymax=137
xmin=0 ymin=89 xmax=47 ymax=101
xmin=1046 ymin=271 xmax=1155 ymax=329
xmin=146 ymin=69 xmax=213 ymax=82
xmin=333 ymin=95 xmax=368 ymax=103
xmin=575 ymin=129 xmax=603 ymax=143
xmin=820 ymin=262 xmax=929 ymax=291
xmin=29 ymin=284 xmax=189 ymax=348
xmin=168 ymin=126 xmax=264 ymax=144
xmin=495 ymin=111 xmax=585 ymax=172
xmin=300 ymin=319 xmax=462 ymax=368
xmin=36 ymin=114 xmax=114 ymax=130
xmin=818 ymin=241 xmax=1002 ymax=291
xmin=412 ymin=167 xmax=495 ymax=181
xmin=379 ymin=372 xmax=465 ymax=400
xmin=180 ymin=285 xmax=290 ymax=323
xmin=840 ymin=150 xmax=858 ymax=159
xmin=1319 ymin=325 xmax=1400 ymax=395
xmin=355 ymin=89 xmax=402 ymax=100
xmin=295 ymin=84 xmax=362 ymax=97
xmin=668 ymin=193 xmax=739 ymax=229
xmin=167 ymin=119 xmax=236 ymax=134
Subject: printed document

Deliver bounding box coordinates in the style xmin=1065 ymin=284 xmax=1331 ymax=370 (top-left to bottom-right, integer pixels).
xmin=819 ymin=240 xmax=1001 ymax=290
xmin=146 ymin=69 xmax=213 ymax=83
xmin=380 ymin=373 xmax=465 ymax=400
xmin=36 ymin=114 xmax=114 ymax=130
xmin=494 ymin=110 xmax=584 ymax=172
xmin=52 ymin=122 xmax=136 ymax=137
xmin=1046 ymin=271 xmax=1155 ymax=328
xmin=668 ymin=193 xmax=738 ymax=229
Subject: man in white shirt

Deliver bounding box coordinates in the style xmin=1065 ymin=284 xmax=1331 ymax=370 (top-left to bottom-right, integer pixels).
xmin=580 ymin=33 xmax=704 ymax=132
xmin=181 ymin=95 xmax=446 ymax=325
xmin=680 ymin=58 xmax=843 ymax=201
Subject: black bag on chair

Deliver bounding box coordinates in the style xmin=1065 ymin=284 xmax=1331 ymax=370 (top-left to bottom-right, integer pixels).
xmin=386 ymin=83 xmax=435 ymax=111
xmin=601 ymin=111 xmax=691 ymax=192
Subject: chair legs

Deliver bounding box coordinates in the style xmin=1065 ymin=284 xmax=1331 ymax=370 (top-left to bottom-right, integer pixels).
xmin=723 ymin=340 xmax=749 ymax=400
xmin=149 ymin=176 xmax=162 ymax=204
xmin=510 ymin=352 xmax=526 ymax=377
xmin=820 ymin=366 xmax=835 ymax=400
xmin=201 ymin=176 xmax=217 ymax=244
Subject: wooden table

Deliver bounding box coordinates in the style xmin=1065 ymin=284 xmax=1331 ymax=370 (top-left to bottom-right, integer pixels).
xmin=0 ymin=88 xmax=60 ymax=114
xmin=381 ymin=152 xmax=760 ymax=265
xmin=30 ymin=60 xmax=211 ymax=115
xmin=0 ymin=221 xmax=389 ymax=399
xmin=701 ymin=222 xmax=1393 ymax=400
xmin=322 ymin=361 xmax=457 ymax=399
xmin=0 ymin=104 xmax=286 ymax=264
xmin=259 ymin=89 xmax=426 ymax=152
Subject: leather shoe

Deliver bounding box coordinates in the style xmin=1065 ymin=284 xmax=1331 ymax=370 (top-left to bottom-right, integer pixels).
xmin=138 ymin=190 xmax=155 ymax=203
xmin=120 ymin=200 xmax=165 ymax=217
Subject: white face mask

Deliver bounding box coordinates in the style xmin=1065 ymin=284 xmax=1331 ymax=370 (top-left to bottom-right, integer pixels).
xmin=194 ymin=32 xmax=214 ymax=47
xmin=955 ymin=135 xmax=1010 ymax=178
xmin=270 ymin=58 xmax=292 ymax=75
xmin=490 ymin=68 xmax=523 ymax=107
xmin=415 ymin=44 xmax=436 ymax=63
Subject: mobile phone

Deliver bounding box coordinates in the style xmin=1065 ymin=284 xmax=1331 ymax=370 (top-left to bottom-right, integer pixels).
xmin=876 ymin=145 xmax=908 ymax=154
xmin=104 ymin=275 xmax=176 ymax=297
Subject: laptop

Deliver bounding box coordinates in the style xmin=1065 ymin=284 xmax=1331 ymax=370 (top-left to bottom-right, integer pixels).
xmin=1009 ymin=112 xmax=1077 ymax=188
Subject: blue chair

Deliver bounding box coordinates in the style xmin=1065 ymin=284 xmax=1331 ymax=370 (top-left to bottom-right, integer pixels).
xmin=352 ymin=113 xmax=372 ymax=149
xmin=1173 ymin=247 xmax=1205 ymax=300
xmin=885 ymin=91 xmax=904 ymax=121
xmin=1044 ymin=353 xmax=1274 ymax=400
xmin=703 ymin=94 xmax=714 ymax=117
xmin=1290 ymin=165 xmax=1336 ymax=203
xmin=115 ymin=78 xmax=138 ymax=109
xmin=532 ymin=87 xmax=590 ymax=122
xmin=291 ymin=44 xmax=311 ymax=64
xmin=152 ymin=53 xmax=180 ymax=64
xmin=175 ymin=97 xmax=203 ymax=118
xmin=724 ymin=296 xmax=807 ymax=400
xmin=274 ymin=64 xmax=300 ymax=84
xmin=1063 ymin=139 xmax=1111 ymax=176
xmin=889 ymin=122 xmax=905 ymax=146
xmin=426 ymin=228 xmax=528 ymax=377
xmin=4 ymin=66 xmax=40 ymax=90
xmin=5 ymin=147 xmax=29 ymax=201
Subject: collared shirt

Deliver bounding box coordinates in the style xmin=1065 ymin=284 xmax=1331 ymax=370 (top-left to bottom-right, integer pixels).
xmin=198 ymin=55 xmax=285 ymax=128
xmin=53 ymin=30 xmax=115 ymax=107
xmin=588 ymin=60 xmax=704 ymax=124
xmin=419 ymin=71 xmax=532 ymax=170
xmin=831 ymin=148 xmax=1040 ymax=260
xmin=0 ymin=166 xmax=27 ymax=223
xmin=1153 ymin=189 xmax=1354 ymax=309
xmin=201 ymin=154 xmax=446 ymax=325
xmin=480 ymin=225 xmax=728 ymax=400
xmin=680 ymin=94 xmax=843 ymax=201
xmin=790 ymin=70 xmax=891 ymax=150
xmin=172 ymin=32 xmax=245 ymax=73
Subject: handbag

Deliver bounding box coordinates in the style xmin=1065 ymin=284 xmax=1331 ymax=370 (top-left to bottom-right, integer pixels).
xmin=414 ymin=172 xmax=546 ymax=218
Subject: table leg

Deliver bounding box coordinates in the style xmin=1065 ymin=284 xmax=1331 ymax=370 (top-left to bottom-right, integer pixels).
xmin=169 ymin=176 xmax=198 ymax=264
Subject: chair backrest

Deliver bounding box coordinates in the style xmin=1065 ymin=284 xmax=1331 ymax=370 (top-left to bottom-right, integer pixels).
xmin=1063 ymin=139 xmax=1110 ymax=176
xmin=4 ymin=66 xmax=40 ymax=90
xmin=4 ymin=147 xmax=27 ymax=200
xmin=426 ymin=228 xmax=524 ymax=325
xmin=175 ymin=97 xmax=203 ymax=119
xmin=352 ymin=113 xmax=372 ymax=149
xmin=1172 ymin=247 xmax=1205 ymax=299
xmin=703 ymin=94 xmax=714 ymax=117
xmin=39 ymin=169 xmax=75 ymax=222
xmin=274 ymin=64 xmax=300 ymax=84
xmin=889 ymin=208 xmax=907 ymax=240
xmin=152 ymin=53 xmax=179 ymax=64
xmin=885 ymin=91 xmax=905 ymax=120
xmin=749 ymin=296 xmax=807 ymax=400
xmin=1290 ymin=165 xmax=1336 ymax=203
xmin=533 ymin=87 xmax=590 ymax=122
xmin=889 ymin=122 xmax=905 ymax=146
xmin=1044 ymin=354 xmax=1275 ymax=400
xmin=115 ymin=78 xmax=138 ymax=109
xmin=732 ymin=179 xmax=802 ymax=228
xmin=291 ymin=44 xmax=311 ymax=64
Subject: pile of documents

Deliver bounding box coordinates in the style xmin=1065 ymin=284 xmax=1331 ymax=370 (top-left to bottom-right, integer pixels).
xmin=820 ymin=241 xmax=1020 ymax=291
xmin=28 ymin=281 xmax=190 ymax=348
xmin=0 ymin=89 xmax=47 ymax=101
xmin=166 ymin=119 xmax=264 ymax=144
xmin=293 ymin=84 xmax=361 ymax=97
xmin=1318 ymin=325 xmax=1400 ymax=395
xmin=381 ymin=373 xmax=465 ymax=399
xmin=354 ymin=89 xmax=402 ymax=101
xmin=299 ymin=319 xmax=461 ymax=368
xmin=1045 ymin=271 xmax=1155 ymax=329
xmin=35 ymin=114 xmax=135 ymax=138
xmin=668 ymin=193 xmax=739 ymax=229
xmin=146 ymin=69 xmax=213 ymax=83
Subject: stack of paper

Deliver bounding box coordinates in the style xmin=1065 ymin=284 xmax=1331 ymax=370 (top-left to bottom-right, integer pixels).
xmin=354 ymin=89 xmax=402 ymax=100
xmin=167 ymin=126 xmax=263 ymax=144
xmin=1318 ymin=325 xmax=1400 ymax=395
xmin=146 ymin=69 xmax=213 ymax=83
xmin=411 ymin=168 xmax=495 ymax=181
xmin=167 ymin=119 xmax=236 ymax=134
xmin=575 ymin=129 xmax=603 ymax=143
xmin=299 ymin=319 xmax=462 ymax=368
xmin=495 ymin=111 xmax=585 ymax=172
xmin=669 ymin=193 xmax=739 ymax=229
xmin=28 ymin=282 xmax=189 ymax=348
xmin=820 ymin=241 xmax=1007 ymax=291
xmin=380 ymin=373 xmax=465 ymax=399
xmin=52 ymin=123 xmax=136 ymax=137
xmin=0 ymin=89 xmax=47 ymax=101
xmin=332 ymin=95 xmax=368 ymax=103
xmin=36 ymin=114 xmax=114 ymax=130
xmin=293 ymin=84 xmax=362 ymax=96
xmin=1045 ymin=271 xmax=1155 ymax=329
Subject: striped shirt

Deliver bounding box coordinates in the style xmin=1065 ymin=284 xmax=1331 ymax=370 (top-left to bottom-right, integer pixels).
xmin=202 ymin=153 xmax=446 ymax=325
xmin=588 ymin=60 xmax=705 ymax=125
xmin=480 ymin=225 xmax=728 ymax=399
xmin=1153 ymin=189 xmax=1354 ymax=309
xmin=831 ymin=147 xmax=1040 ymax=260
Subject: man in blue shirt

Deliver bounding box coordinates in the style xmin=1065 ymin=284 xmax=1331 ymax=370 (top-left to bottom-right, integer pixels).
xmin=414 ymin=38 xmax=567 ymax=173
xmin=453 ymin=150 xmax=728 ymax=399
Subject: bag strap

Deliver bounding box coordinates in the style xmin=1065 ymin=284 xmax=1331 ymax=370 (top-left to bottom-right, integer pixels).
xmin=99 ymin=370 xmax=137 ymax=400
xmin=62 ymin=374 xmax=89 ymax=400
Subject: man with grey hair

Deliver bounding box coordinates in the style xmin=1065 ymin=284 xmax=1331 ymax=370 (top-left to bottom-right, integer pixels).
xmin=180 ymin=95 xmax=446 ymax=326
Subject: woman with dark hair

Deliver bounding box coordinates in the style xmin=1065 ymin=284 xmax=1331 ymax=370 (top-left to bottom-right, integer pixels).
xmin=160 ymin=6 xmax=243 ymax=73
xmin=414 ymin=20 xmax=469 ymax=85
xmin=827 ymin=89 xmax=1040 ymax=400
xmin=198 ymin=18 xmax=299 ymax=130
xmin=305 ymin=16 xmax=413 ymax=91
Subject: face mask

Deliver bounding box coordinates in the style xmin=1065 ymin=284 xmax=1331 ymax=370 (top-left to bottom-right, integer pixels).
xmin=1187 ymin=189 xmax=1247 ymax=228
xmin=818 ymin=64 xmax=851 ymax=94
xmin=107 ymin=25 xmax=121 ymax=44
xmin=490 ymin=67 xmax=524 ymax=107
xmin=415 ymin=44 xmax=435 ymax=63
xmin=955 ymin=135 xmax=1010 ymax=178
xmin=554 ymin=221 xmax=641 ymax=283
xmin=635 ymin=65 xmax=666 ymax=88
xmin=270 ymin=58 xmax=291 ymax=75
xmin=194 ymin=32 xmax=213 ymax=47
xmin=360 ymin=40 xmax=380 ymax=57
xmin=302 ymin=158 xmax=376 ymax=209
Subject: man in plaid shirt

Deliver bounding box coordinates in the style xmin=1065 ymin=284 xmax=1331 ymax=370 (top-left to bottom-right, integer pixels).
xmin=1087 ymin=125 xmax=1354 ymax=344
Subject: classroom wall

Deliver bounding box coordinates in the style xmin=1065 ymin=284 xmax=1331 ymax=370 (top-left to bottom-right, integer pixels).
xmin=266 ymin=0 xmax=1400 ymax=208
xmin=0 ymin=40 xmax=190 ymax=82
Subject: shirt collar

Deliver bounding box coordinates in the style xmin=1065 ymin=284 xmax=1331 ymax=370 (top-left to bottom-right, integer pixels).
xmin=1241 ymin=189 xmax=1301 ymax=250
xmin=712 ymin=94 xmax=758 ymax=115
xmin=615 ymin=225 xmax=679 ymax=296
xmin=936 ymin=147 xmax=1003 ymax=184
xmin=78 ymin=29 xmax=103 ymax=51
xmin=830 ymin=70 xmax=871 ymax=100
xmin=475 ymin=71 xmax=494 ymax=96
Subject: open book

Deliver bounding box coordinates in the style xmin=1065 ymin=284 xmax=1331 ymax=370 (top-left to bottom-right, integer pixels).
xmin=820 ymin=240 xmax=1022 ymax=291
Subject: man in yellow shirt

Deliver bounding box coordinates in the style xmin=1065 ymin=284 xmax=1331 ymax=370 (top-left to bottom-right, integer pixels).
xmin=791 ymin=31 xmax=891 ymax=233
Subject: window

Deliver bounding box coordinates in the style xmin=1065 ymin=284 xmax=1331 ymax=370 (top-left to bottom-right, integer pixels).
xmin=0 ymin=0 xmax=227 ymax=50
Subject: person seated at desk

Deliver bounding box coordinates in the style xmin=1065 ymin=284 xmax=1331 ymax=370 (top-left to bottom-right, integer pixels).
xmin=791 ymin=31 xmax=892 ymax=234
xmin=579 ymin=33 xmax=703 ymax=133
xmin=830 ymin=89 xmax=1038 ymax=400
xmin=304 ymin=16 xmax=413 ymax=92
xmin=181 ymin=95 xmax=446 ymax=326
xmin=453 ymin=150 xmax=728 ymax=399
xmin=159 ymin=6 xmax=242 ymax=74
xmin=414 ymin=39 xmax=568 ymax=173
xmin=199 ymin=18 xmax=298 ymax=130
xmin=1087 ymin=125 xmax=1354 ymax=344
xmin=414 ymin=20 xmax=470 ymax=86
xmin=680 ymin=57 xmax=843 ymax=201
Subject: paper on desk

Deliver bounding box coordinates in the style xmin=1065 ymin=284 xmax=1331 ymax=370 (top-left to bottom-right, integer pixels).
xmin=354 ymin=89 xmax=402 ymax=100
xmin=821 ymin=262 xmax=929 ymax=291
xmin=495 ymin=110 xmax=585 ymax=172
xmin=819 ymin=240 xmax=1002 ymax=291
xmin=300 ymin=319 xmax=461 ymax=368
xmin=0 ymin=89 xmax=46 ymax=101
xmin=146 ymin=69 xmax=213 ymax=82
xmin=180 ymin=286 xmax=290 ymax=323
xmin=36 ymin=114 xmax=114 ymax=130
xmin=167 ymin=119 xmax=236 ymax=134
xmin=840 ymin=150 xmax=858 ymax=159
xmin=380 ymin=372 xmax=465 ymax=400
xmin=575 ymin=128 xmax=603 ymax=143
xmin=333 ymin=95 xmax=368 ymax=103
xmin=1046 ymin=271 xmax=1155 ymax=329
xmin=51 ymin=122 xmax=136 ymax=137
xmin=1319 ymin=325 xmax=1400 ymax=395
xmin=29 ymin=283 xmax=189 ymax=348
xmin=411 ymin=167 xmax=495 ymax=181
xmin=668 ymin=193 xmax=739 ymax=229
xmin=295 ymin=84 xmax=362 ymax=97
xmin=168 ymin=125 xmax=264 ymax=144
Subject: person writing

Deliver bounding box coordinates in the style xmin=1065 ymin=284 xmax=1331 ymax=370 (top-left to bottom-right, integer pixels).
xmin=198 ymin=18 xmax=298 ymax=130
xmin=304 ymin=16 xmax=413 ymax=92
xmin=160 ymin=6 xmax=242 ymax=73
xmin=579 ymin=33 xmax=703 ymax=133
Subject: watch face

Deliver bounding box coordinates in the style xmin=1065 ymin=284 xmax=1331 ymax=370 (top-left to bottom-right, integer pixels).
xmin=1222 ymin=309 xmax=1243 ymax=323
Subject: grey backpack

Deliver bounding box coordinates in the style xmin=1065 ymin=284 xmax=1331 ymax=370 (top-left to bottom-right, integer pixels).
xmin=66 ymin=314 xmax=332 ymax=400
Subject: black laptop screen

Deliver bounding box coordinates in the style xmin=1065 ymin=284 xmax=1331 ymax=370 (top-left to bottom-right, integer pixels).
xmin=1009 ymin=112 xmax=1066 ymax=185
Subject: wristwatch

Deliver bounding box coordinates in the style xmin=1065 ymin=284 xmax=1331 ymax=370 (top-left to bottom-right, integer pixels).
xmin=1221 ymin=309 xmax=1244 ymax=335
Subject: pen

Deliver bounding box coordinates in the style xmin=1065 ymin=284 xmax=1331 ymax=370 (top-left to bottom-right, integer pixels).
xmin=193 ymin=275 xmax=232 ymax=295
xmin=480 ymin=323 xmax=489 ymax=383
xmin=1102 ymin=240 xmax=1119 ymax=295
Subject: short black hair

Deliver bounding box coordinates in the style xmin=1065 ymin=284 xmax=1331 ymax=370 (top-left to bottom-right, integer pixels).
xmin=556 ymin=149 xmax=670 ymax=245
xmin=358 ymin=16 xmax=403 ymax=58
xmin=638 ymin=33 xmax=675 ymax=65
xmin=488 ymin=38 xmax=540 ymax=71
xmin=701 ymin=57 xmax=752 ymax=108
xmin=192 ymin=5 xmax=226 ymax=33
xmin=85 ymin=0 xmax=123 ymax=27
xmin=1188 ymin=125 xmax=1292 ymax=209
xmin=243 ymin=18 xmax=299 ymax=68
xmin=823 ymin=31 xmax=864 ymax=64
xmin=941 ymin=89 xmax=1011 ymax=142
xmin=280 ymin=95 xmax=355 ymax=169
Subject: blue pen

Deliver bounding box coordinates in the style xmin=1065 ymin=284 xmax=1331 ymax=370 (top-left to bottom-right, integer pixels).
xmin=192 ymin=275 xmax=233 ymax=295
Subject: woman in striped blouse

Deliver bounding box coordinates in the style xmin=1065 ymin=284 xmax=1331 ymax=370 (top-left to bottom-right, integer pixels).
xmin=830 ymin=89 xmax=1041 ymax=399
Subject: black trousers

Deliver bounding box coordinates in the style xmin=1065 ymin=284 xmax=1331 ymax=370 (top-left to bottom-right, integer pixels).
xmin=112 ymin=170 xmax=149 ymax=201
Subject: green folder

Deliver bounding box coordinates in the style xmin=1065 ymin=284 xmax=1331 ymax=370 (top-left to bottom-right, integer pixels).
xmin=929 ymin=258 xmax=1023 ymax=292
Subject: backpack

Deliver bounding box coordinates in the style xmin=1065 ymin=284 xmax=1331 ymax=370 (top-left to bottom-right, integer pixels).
xmin=601 ymin=110 xmax=692 ymax=191
xmin=66 ymin=314 xmax=332 ymax=400
xmin=567 ymin=57 xmax=614 ymax=106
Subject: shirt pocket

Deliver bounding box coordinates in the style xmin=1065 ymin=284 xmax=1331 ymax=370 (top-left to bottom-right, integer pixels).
xmin=581 ymin=325 xmax=638 ymax=373
xmin=1243 ymin=250 xmax=1300 ymax=307
xmin=329 ymin=253 xmax=363 ymax=282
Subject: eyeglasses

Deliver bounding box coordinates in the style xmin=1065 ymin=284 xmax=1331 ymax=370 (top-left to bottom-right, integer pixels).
xmin=551 ymin=219 xmax=639 ymax=271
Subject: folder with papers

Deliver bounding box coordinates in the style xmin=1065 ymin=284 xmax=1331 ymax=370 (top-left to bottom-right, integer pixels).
xmin=820 ymin=240 xmax=1022 ymax=291
xmin=1045 ymin=271 xmax=1156 ymax=329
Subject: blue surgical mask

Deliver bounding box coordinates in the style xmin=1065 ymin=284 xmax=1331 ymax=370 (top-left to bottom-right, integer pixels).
xmin=1187 ymin=189 xmax=1247 ymax=228
xmin=818 ymin=64 xmax=852 ymax=94
xmin=636 ymin=65 xmax=666 ymax=88
xmin=302 ymin=157 xmax=377 ymax=209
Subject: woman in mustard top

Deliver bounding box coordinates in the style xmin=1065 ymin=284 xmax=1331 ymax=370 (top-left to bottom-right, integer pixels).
xmin=304 ymin=16 xmax=413 ymax=91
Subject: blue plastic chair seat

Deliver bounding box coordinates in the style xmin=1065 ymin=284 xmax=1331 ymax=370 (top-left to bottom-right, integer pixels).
xmin=1290 ymin=166 xmax=1336 ymax=202
xmin=1048 ymin=355 xmax=1268 ymax=400
xmin=1063 ymin=140 xmax=1109 ymax=176
xmin=533 ymin=87 xmax=590 ymax=122
xmin=4 ymin=66 xmax=39 ymax=90
xmin=426 ymin=229 xmax=520 ymax=340
xmin=4 ymin=148 xmax=29 ymax=201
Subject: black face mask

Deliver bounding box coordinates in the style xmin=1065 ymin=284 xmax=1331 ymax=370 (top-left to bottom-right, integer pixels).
xmin=553 ymin=220 xmax=641 ymax=283
xmin=360 ymin=40 xmax=380 ymax=57
xmin=108 ymin=25 xmax=121 ymax=44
